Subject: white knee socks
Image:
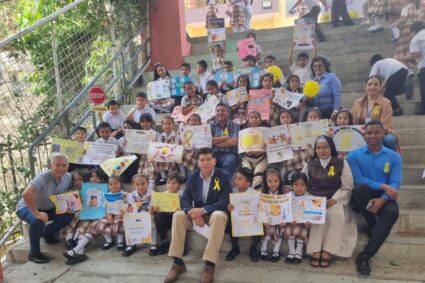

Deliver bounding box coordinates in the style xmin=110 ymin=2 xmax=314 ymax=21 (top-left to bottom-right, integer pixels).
xmin=69 ymin=233 xmax=93 ymax=255
xmin=295 ymin=239 xmax=304 ymax=258
xmin=287 ymin=236 xmax=296 ymax=255
xmin=103 ymin=234 xmax=113 ymax=243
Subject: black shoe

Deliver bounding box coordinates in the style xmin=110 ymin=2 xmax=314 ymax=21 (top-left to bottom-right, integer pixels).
xmin=158 ymin=240 xmax=170 ymax=255
xmin=293 ymin=255 xmax=302 ymax=265
xmin=122 ymin=245 xmax=137 ymax=257
xmin=285 ymin=254 xmax=294 ymax=264
xmin=101 ymin=241 xmax=114 ymax=250
xmin=66 ymin=239 xmax=77 ymax=250
xmin=269 ymin=251 xmax=280 ymax=262
xmin=149 ymin=246 xmax=159 ymax=257
xmin=117 ymin=242 xmax=126 ymax=251
xmin=249 ymin=246 xmax=260 ymax=262
xmin=65 ymin=254 xmax=88 ymax=265
xmin=260 ymin=251 xmax=269 ymax=261
xmin=225 ymin=247 xmax=240 ymax=261
xmin=356 ymin=252 xmax=371 ymax=276
xmin=28 ymin=252 xmax=50 ymax=264
xmin=43 ymin=235 xmax=60 ymax=245
xmin=393 ymin=108 xmax=403 ymax=116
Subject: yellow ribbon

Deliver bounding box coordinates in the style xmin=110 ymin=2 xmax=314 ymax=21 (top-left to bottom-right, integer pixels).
xmin=223 ymin=127 xmax=229 ymax=136
xmin=372 ymin=105 xmax=380 ymax=117
xmin=384 ymin=162 xmax=390 ymax=173
xmin=182 ymin=129 xmax=193 ymax=148
xmin=328 ymin=165 xmax=335 ymax=177
xmin=340 ymin=131 xmax=353 ymax=151
xmin=213 ymin=177 xmax=221 ymax=191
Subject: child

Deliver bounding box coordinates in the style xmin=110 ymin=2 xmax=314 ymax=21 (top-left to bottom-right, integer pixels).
xmin=286 ymin=75 xmax=306 ymax=123
xmin=211 ymin=43 xmax=226 ymax=71
xmin=197 ymin=60 xmax=215 ymax=96
xmin=101 ymin=100 xmax=126 ymax=139
xmin=153 ymin=173 xmax=182 ymax=255
xmin=328 ymin=108 xmax=354 ymax=158
xmin=243 ymin=55 xmax=257 ymax=68
xmin=151 ymin=63 xmax=175 ymax=111
xmin=288 ymin=40 xmax=317 ymax=86
xmin=127 ymin=92 xmax=157 ymax=123
xmin=219 ymin=61 xmax=235 ymax=93
xmin=284 ymin=171 xmax=311 ymax=264
xmin=68 ymin=127 xmax=89 ymax=172
xmin=122 ymin=173 xmax=158 ymax=257
xmin=118 ymin=120 xmax=141 ymax=183
xmin=229 ymin=0 xmax=245 ymax=32
xmin=264 ymin=55 xmax=277 ymax=69
xmin=260 ymin=167 xmax=285 ymax=262
xmin=95 ymin=122 xmax=120 ymax=156
xmin=246 ymin=31 xmax=262 ymax=61
xmin=259 ymin=73 xmax=280 ymax=127
xmin=181 ymin=81 xmax=203 ymax=116
xmin=157 ymin=117 xmax=186 ymax=185
xmin=138 ymin=113 xmax=159 ymax=191
xmin=226 ymin=168 xmax=261 ymax=262
xmin=180 ymin=113 xmax=202 ymax=175
xmin=63 ymin=168 xmax=108 ymax=265
xmin=99 ymin=176 xmax=125 ymax=251
xmin=241 ymin=111 xmax=268 ymax=190
xmin=306 ymin=107 xmax=321 ymax=122
xmin=206 ymin=79 xmax=229 ymax=105
xmin=180 ymin=63 xmax=192 ymax=79
xmin=232 ymin=74 xmax=251 ymax=125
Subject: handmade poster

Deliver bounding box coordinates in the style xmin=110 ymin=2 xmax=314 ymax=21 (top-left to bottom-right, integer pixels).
xmin=330 ymin=126 xmax=366 ymax=152
xmin=80 ymin=183 xmax=108 ymax=220
xmin=237 ymin=38 xmax=257 ymax=59
xmin=171 ymin=106 xmax=193 ymax=123
xmin=289 ymin=119 xmax=328 ymax=150
xmin=147 ymin=80 xmax=171 ymax=100
xmin=293 ymin=18 xmax=315 ymax=50
xmin=247 ymin=89 xmax=272 ymax=120
xmin=263 ymin=125 xmax=294 ymax=163
xmin=104 ymin=192 xmax=123 ymax=215
xmin=147 ymin=142 xmax=184 ymax=163
xmin=230 ymin=192 xmax=264 ymax=237
xmin=234 ymin=67 xmax=261 ymax=88
xmin=152 ymin=192 xmax=180 ymax=212
xmin=215 ymin=69 xmax=235 ymax=84
xmin=101 ymin=155 xmax=137 ymax=177
xmin=82 ymin=142 xmax=117 ymax=165
xmin=125 ymin=129 xmax=156 ymax=154
xmin=226 ymin=87 xmax=248 ymax=107
xmin=272 ymin=88 xmax=304 ymax=110
xmin=293 ymin=196 xmax=326 ymax=224
xmin=196 ymin=95 xmax=219 ymax=122
xmin=207 ymin=18 xmax=225 ymax=29
xmin=51 ymin=138 xmax=84 ymax=164
xmin=238 ymin=127 xmax=266 ymax=154
xmin=124 ymin=210 xmax=152 ymax=245
xmin=192 ymin=221 xmax=211 ymax=240
xmin=179 ymin=124 xmax=212 ymax=150
xmin=208 ymin=27 xmax=226 ymax=43
xmin=170 ymin=77 xmax=190 ymax=97
xmin=49 ymin=191 xmax=82 ymax=214
xmin=259 ymin=193 xmax=293 ymax=225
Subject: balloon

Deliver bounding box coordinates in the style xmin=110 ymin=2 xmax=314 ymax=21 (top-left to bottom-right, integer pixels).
xmin=266 ymin=66 xmax=284 ymax=83
xmin=304 ymin=80 xmax=320 ymax=97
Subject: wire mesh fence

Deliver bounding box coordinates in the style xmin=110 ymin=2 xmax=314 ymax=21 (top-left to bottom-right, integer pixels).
xmin=0 ymin=0 xmax=152 ymax=248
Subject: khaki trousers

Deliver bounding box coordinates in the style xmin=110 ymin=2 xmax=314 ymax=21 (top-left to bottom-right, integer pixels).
xmin=168 ymin=210 xmax=228 ymax=263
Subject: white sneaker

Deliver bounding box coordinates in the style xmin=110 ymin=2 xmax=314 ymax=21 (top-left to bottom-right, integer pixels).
xmin=367 ymin=25 xmax=377 ymax=32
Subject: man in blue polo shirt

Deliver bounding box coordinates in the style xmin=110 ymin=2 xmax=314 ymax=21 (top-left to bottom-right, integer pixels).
xmin=347 ymin=120 xmax=402 ymax=276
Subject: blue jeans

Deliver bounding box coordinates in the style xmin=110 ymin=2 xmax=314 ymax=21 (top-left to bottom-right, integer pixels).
xmin=16 ymin=207 xmax=74 ymax=255
xmin=215 ymin=152 xmax=237 ymax=178
xmin=383 ymin=133 xmax=397 ymax=152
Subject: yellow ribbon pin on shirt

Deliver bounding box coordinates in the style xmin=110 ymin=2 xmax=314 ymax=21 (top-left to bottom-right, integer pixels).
xmin=213 ymin=177 xmax=221 ymax=192
xmin=223 ymin=127 xmax=229 ymax=136
xmin=384 ymin=162 xmax=390 ymax=173
xmin=328 ymin=165 xmax=335 ymax=177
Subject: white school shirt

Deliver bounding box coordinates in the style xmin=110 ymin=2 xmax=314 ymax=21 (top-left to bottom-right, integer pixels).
xmin=198 ymin=71 xmax=215 ymax=95
xmin=95 ymin=136 xmax=119 ymax=146
xmin=369 ymin=58 xmax=408 ymax=81
xmin=232 ymin=186 xmax=256 ymax=193
xmin=132 ymin=105 xmax=157 ymax=122
xmin=102 ymin=111 xmax=126 ymax=130
xmin=290 ymin=62 xmax=312 ymax=86
xmin=410 ymin=29 xmax=425 ymax=69
xmin=157 ymin=130 xmax=177 ymax=144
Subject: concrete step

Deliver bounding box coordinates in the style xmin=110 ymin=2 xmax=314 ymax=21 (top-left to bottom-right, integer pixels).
xmin=402 ymin=145 xmax=425 ymax=164
xmin=402 ymin=165 xmax=425 ymax=186
xmin=398 ymin=185 xmax=425 ymax=208
xmin=398 ymin=129 xmax=425 ymax=146
xmin=393 ymin=115 xmax=425 ymax=129
xmin=394 ymin=208 xmax=425 ymax=234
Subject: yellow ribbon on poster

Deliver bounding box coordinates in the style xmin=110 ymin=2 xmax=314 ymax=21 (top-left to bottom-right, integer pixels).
xmin=384 ymin=162 xmax=390 ymax=173
xmin=213 ymin=177 xmax=221 ymax=192
xmin=328 ymin=165 xmax=335 ymax=177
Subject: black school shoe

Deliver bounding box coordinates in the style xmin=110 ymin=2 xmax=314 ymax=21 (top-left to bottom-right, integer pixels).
xmin=149 ymin=245 xmax=159 ymax=256
xmin=101 ymin=241 xmax=114 ymax=250
xmin=43 ymin=235 xmax=60 ymax=245
xmin=122 ymin=245 xmax=137 ymax=257
xmin=225 ymin=247 xmax=240 ymax=261
xmin=249 ymin=246 xmax=260 ymax=262
xmin=158 ymin=240 xmax=170 ymax=255
xmin=117 ymin=242 xmax=126 ymax=251
xmin=356 ymin=252 xmax=372 ymax=276
xmin=28 ymin=252 xmax=50 ymax=264
xmin=65 ymin=254 xmax=88 ymax=265
xmin=270 ymin=251 xmax=281 ymax=262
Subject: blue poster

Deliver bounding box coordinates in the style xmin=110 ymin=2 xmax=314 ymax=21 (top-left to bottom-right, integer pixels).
xmin=104 ymin=191 xmax=123 ymax=215
xmin=80 ymin=183 xmax=108 ymax=220
xmin=235 ymin=67 xmax=262 ymax=88
xmin=214 ymin=69 xmax=235 ymax=84
xmin=170 ymin=76 xmax=190 ymax=97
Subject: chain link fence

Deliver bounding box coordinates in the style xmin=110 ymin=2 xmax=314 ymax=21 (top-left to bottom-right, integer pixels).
xmin=0 ymin=0 xmax=152 ymax=252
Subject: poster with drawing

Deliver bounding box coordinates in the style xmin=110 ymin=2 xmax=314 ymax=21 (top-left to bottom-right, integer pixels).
xmin=147 ymin=142 xmax=184 ymax=163
xmin=292 ymin=195 xmax=326 ymax=224
xmin=147 ymin=80 xmax=171 ymax=100
xmin=82 ymin=142 xmax=117 ymax=165
xmin=247 ymin=89 xmax=272 ymax=120
xmin=259 ymin=193 xmax=293 ymax=225
xmin=294 ymin=18 xmax=315 ymax=50
xmin=263 ymin=125 xmax=294 ymax=163
xmin=237 ymin=38 xmax=257 ymax=59
xmin=330 ymin=125 xmax=366 ymax=152
xmin=179 ymin=124 xmax=212 ymax=150
xmin=234 ymin=67 xmax=261 ymax=88
xmin=49 ymin=191 xmax=82 ymax=214
xmin=100 ymin=155 xmax=137 ymax=177
xmin=289 ymin=119 xmax=328 ymax=150
xmin=124 ymin=210 xmax=152 ymax=245
xmin=215 ymin=69 xmax=235 ymax=84
xmin=196 ymin=95 xmax=219 ymax=122
xmin=51 ymin=138 xmax=85 ymax=164
xmin=80 ymin=183 xmax=108 ymax=220
xmin=226 ymin=87 xmax=248 ymax=107
xmin=238 ymin=127 xmax=266 ymax=154
xmin=104 ymin=192 xmax=123 ymax=215
xmin=230 ymin=192 xmax=264 ymax=237
xmin=272 ymin=88 xmax=304 ymax=109
xmin=152 ymin=192 xmax=180 ymax=212
xmin=170 ymin=77 xmax=190 ymax=97
xmin=125 ymin=129 xmax=156 ymax=154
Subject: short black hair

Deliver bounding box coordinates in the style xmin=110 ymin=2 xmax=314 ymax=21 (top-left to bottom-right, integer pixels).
xmin=224 ymin=61 xmax=233 ymax=67
xmin=291 ymin=171 xmax=309 ymax=187
xmin=197 ymin=60 xmax=208 ymax=71
xmin=297 ymin=52 xmax=309 ymax=60
xmin=136 ymin=92 xmax=148 ymax=99
xmin=243 ymin=55 xmax=257 ymax=63
xmin=106 ymin=99 xmax=119 ymax=107
xmin=215 ymin=102 xmax=230 ymax=112
xmin=246 ymin=31 xmax=257 ymax=40
xmin=411 ymin=20 xmax=425 ymax=33
xmin=206 ymin=79 xmax=219 ymax=89
xmin=365 ymin=120 xmax=384 ymax=129
xmin=181 ymin=63 xmax=191 ymax=70
xmin=264 ymin=55 xmax=276 ymax=61
xmin=97 ymin=122 xmax=112 ymax=131
xmin=167 ymin=172 xmax=181 ymax=183
xmin=196 ymin=147 xmax=215 ymax=160
xmin=75 ymin=126 xmax=87 ymax=134
xmin=370 ymin=54 xmax=384 ymax=66
xmin=139 ymin=113 xmax=154 ymax=124
xmin=236 ymin=168 xmax=253 ymax=184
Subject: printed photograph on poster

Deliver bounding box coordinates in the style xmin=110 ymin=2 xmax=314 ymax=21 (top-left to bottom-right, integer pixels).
xmin=207 ymin=18 xmax=225 ymax=29
xmin=83 ymin=142 xmax=117 ymax=165
xmin=215 ymin=69 xmax=235 ymax=84
xmin=238 ymin=127 xmax=266 ymax=154
xmin=293 ymin=18 xmax=315 ymax=50
xmin=230 ymin=192 xmax=264 ymax=237
xmin=49 ymin=191 xmax=82 ymax=214
xmin=247 ymin=89 xmax=272 ymax=120
xmin=208 ymin=28 xmax=226 ymax=43
xmin=226 ymin=87 xmax=248 ymax=107
xmin=147 ymin=80 xmax=171 ymax=100
xmin=152 ymin=191 xmax=180 ymax=212
xmin=289 ymin=119 xmax=328 ymax=150
xmin=259 ymin=193 xmax=293 ymax=225
xmin=234 ymin=67 xmax=261 ymax=88
xmin=272 ymin=88 xmax=304 ymax=109
xmin=104 ymin=192 xmax=123 ymax=215
xmin=179 ymin=124 xmax=212 ymax=150
xmin=292 ymin=196 xmax=326 ymax=224
xmin=329 ymin=125 xmax=366 ymax=152
xmin=80 ymin=183 xmax=108 ymax=220
xmin=51 ymin=138 xmax=85 ymax=164
xmin=147 ymin=142 xmax=184 ymax=163
xmin=263 ymin=125 xmax=294 ymax=163
xmin=124 ymin=210 xmax=152 ymax=245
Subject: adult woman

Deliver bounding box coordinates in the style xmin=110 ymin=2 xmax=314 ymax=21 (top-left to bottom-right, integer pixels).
xmin=307 ymin=56 xmax=342 ymax=119
xmin=351 ymin=75 xmax=399 ymax=152
xmin=302 ymin=136 xmax=357 ymax=268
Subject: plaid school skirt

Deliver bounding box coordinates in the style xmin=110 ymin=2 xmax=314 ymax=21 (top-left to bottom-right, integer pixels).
xmin=372 ymin=0 xmax=408 ymax=16
xmin=181 ymin=150 xmax=198 ymax=172
xmin=230 ymin=3 xmax=245 ymax=26
xmin=60 ymin=212 xmax=80 ymax=238
xmin=139 ymin=154 xmax=156 ymax=181
xmin=284 ymin=223 xmax=310 ymax=241
xmin=96 ymin=215 xmax=124 ymax=236
xmin=78 ymin=219 xmax=102 ymax=235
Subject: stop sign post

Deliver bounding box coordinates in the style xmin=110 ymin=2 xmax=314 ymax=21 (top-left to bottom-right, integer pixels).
xmin=89 ymin=86 xmax=106 ymax=105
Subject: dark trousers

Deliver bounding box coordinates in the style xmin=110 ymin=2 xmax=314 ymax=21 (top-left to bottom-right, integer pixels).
xmin=16 ymin=207 xmax=74 ymax=255
xmin=384 ymin=68 xmax=408 ymax=110
xmin=418 ymin=68 xmax=425 ymax=111
xmin=154 ymin=212 xmax=174 ymax=241
xmin=331 ymin=0 xmax=354 ymax=26
xmin=302 ymin=6 xmax=326 ymax=42
xmin=351 ymin=185 xmax=399 ymax=257
xmin=226 ymin=214 xmax=262 ymax=250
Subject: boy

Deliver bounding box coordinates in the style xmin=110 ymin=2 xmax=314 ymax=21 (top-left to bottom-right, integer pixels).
xmin=101 ymin=100 xmax=126 ymax=139
xmin=219 ymin=61 xmax=235 ymax=93
xmin=243 ymin=55 xmax=257 ymax=68
xmin=69 ymin=127 xmax=89 ymax=172
xmin=226 ymin=168 xmax=261 ymax=262
xmin=288 ymin=39 xmax=317 ymax=86
xmin=181 ymin=63 xmax=192 ymax=78
xmin=264 ymin=55 xmax=277 ymax=69
xmin=127 ymin=92 xmax=156 ymax=123
xmin=197 ymin=60 xmax=215 ymax=96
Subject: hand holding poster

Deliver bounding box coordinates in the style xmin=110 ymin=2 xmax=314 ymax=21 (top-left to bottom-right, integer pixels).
xmin=259 ymin=193 xmax=293 ymax=225
xmin=230 ymin=192 xmax=264 ymax=237
xmin=238 ymin=127 xmax=266 ymax=154
xmin=272 ymin=88 xmax=304 ymax=110
xmin=292 ymin=195 xmax=326 ymax=224
xmin=83 ymin=142 xmax=117 ymax=165
xmin=263 ymin=126 xmax=294 ymax=163
xmin=196 ymin=95 xmax=219 ymax=122
xmin=152 ymin=192 xmax=180 ymax=212
xmin=104 ymin=192 xmax=123 ymax=215
xmin=51 ymin=138 xmax=85 ymax=164
xmin=289 ymin=119 xmax=329 ymax=150
xmin=179 ymin=124 xmax=212 ymax=150
xmin=80 ymin=183 xmax=108 ymax=220
xmin=124 ymin=209 xmax=152 ymax=245
xmin=237 ymin=38 xmax=257 ymax=60
xmin=226 ymin=87 xmax=248 ymax=107
xmin=147 ymin=142 xmax=184 ymax=163
xmin=294 ymin=18 xmax=315 ymax=50
xmin=147 ymin=80 xmax=171 ymax=100
xmin=247 ymin=89 xmax=272 ymax=120
xmin=330 ymin=125 xmax=366 ymax=152
xmin=49 ymin=191 xmax=82 ymax=214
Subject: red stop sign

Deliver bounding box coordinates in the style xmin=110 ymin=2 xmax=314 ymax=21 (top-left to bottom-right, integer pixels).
xmin=89 ymin=86 xmax=106 ymax=105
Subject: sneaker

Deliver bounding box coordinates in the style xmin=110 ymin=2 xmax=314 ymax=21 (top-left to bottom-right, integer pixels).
xmin=28 ymin=252 xmax=50 ymax=264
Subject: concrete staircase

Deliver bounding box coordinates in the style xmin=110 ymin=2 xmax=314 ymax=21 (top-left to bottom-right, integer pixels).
xmin=4 ymin=22 xmax=425 ymax=282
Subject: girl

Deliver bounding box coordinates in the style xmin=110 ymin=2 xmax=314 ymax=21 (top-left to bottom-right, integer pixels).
xmin=180 ymin=113 xmax=202 ymax=176
xmin=232 ymin=74 xmax=251 ymax=125
xmin=119 ymin=120 xmax=141 ymax=183
xmin=63 ymin=168 xmax=108 ymax=265
xmin=260 ymin=167 xmax=285 ymax=262
xmin=139 ymin=113 xmax=159 ymax=191
xmin=287 ymin=75 xmax=303 ymax=93
xmin=211 ymin=43 xmax=226 ymax=71
xmin=123 ymin=174 xmax=158 ymax=257
xmin=205 ymin=80 xmax=229 ymax=105
xmin=151 ymin=63 xmax=175 ymax=111
xmin=246 ymin=31 xmax=262 ymax=61
xmin=240 ymin=111 xmax=268 ymax=191
xmin=306 ymin=107 xmax=321 ymax=122
xmin=262 ymin=73 xmax=282 ymax=127
xmin=181 ymin=81 xmax=203 ymax=116
xmin=284 ymin=171 xmax=311 ymax=265
xmin=328 ymin=109 xmax=354 ymax=158
xmin=287 ymin=75 xmax=307 ymax=123
xmin=98 ymin=176 xmax=125 ymax=251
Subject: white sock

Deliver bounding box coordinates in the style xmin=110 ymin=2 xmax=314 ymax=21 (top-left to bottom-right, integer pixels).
xmin=148 ymin=180 xmax=155 ymax=191
xmin=69 ymin=234 xmax=92 ymax=255
xmin=151 ymin=227 xmax=158 ymax=246
xmin=260 ymin=239 xmax=268 ymax=252
xmin=65 ymin=232 xmax=73 ymax=241
xmin=117 ymin=234 xmax=124 ymax=244
xmin=273 ymin=238 xmax=282 ymax=254
xmin=160 ymin=170 xmax=167 ymax=179
xmin=373 ymin=15 xmax=383 ymax=28
xmin=295 ymin=239 xmax=304 ymax=258
xmin=287 ymin=236 xmax=296 ymax=255
xmin=73 ymin=231 xmax=80 ymax=241
xmin=178 ymin=165 xmax=186 ymax=177
xmin=103 ymin=234 xmax=113 ymax=243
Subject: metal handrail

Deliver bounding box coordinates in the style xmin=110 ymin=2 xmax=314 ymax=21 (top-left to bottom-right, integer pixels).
xmin=0 ymin=220 xmax=22 ymax=248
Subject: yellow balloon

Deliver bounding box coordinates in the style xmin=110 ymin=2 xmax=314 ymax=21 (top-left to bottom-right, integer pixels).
xmin=304 ymin=80 xmax=320 ymax=97
xmin=266 ymin=66 xmax=284 ymax=83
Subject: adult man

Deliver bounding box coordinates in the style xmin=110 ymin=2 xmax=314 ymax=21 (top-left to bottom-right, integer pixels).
xmin=164 ymin=148 xmax=231 ymax=283
xmin=347 ymin=121 xmax=402 ymax=276
xmin=211 ymin=103 xmax=239 ymax=178
xmin=16 ymin=153 xmax=74 ymax=263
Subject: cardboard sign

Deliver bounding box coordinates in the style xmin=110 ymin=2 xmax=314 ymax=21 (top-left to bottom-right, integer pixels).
xmin=293 ymin=195 xmax=326 ymax=224
xmin=247 ymin=89 xmax=272 ymax=120
xmin=263 ymin=125 xmax=294 ymax=163
xmin=259 ymin=193 xmax=293 ymax=225
xmin=234 ymin=67 xmax=262 ymax=88
xmin=152 ymin=192 xmax=180 ymax=212
xmin=226 ymin=87 xmax=248 ymax=107
xmin=100 ymin=155 xmax=138 ymax=177
xmin=80 ymin=183 xmax=108 ymax=220
xmin=124 ymin=210 xmax=152 ymax=245
xmin=230 ymin=192 xmax=264 ymax=237
xmin=179 ymin=124 xmax=212 ymax=150
xmin=289 ymin=120 xmax=329 ymax=150
xmin=237 ymin=38 xmax=257 ymax=60
xmin=294 ymin=18 xmax=315 ymax=50
xmin=238 ymin=127 xmax=266 ymax=153
xmin=272 ymin=88 xmax=304 ymax=110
